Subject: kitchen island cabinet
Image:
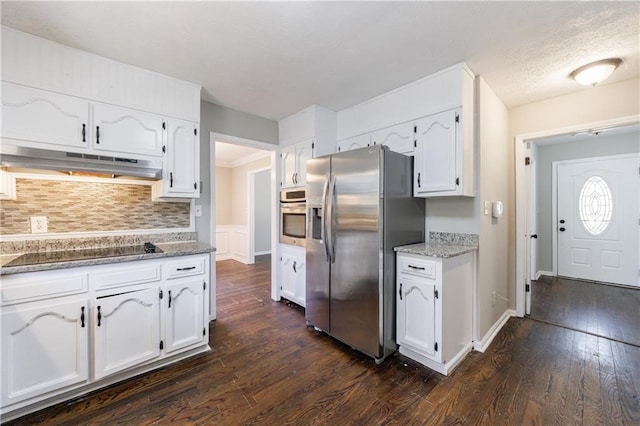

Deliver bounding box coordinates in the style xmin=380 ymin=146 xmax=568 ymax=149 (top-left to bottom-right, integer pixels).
xmin=395 ymin=244 xmax=475 ymax=375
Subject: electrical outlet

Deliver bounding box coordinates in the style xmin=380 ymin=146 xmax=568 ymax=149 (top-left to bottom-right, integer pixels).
xmin=195 ymin=205 xmax=202 ymax=217
xmin=30 ymin=216 xmax=48 ymax=234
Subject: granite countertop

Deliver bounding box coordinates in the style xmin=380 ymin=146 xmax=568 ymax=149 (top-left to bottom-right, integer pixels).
xmin=0 ymin=242 xmax=216 ymax=275
xmin=394 ymin=242 xmax=478 ymax=258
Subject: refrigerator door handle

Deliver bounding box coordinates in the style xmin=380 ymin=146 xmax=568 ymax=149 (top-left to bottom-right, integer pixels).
xmin=327 ymin=175 xmax=337 ymax=263
xmin=321 ymin=178 xmax=331 ymax=262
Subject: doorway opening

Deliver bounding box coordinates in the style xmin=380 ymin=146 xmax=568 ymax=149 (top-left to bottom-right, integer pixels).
xmin=515 ymin=120 xmax=639 ymax=345
xmin=209 ymin=133 xmax=279 ymax=319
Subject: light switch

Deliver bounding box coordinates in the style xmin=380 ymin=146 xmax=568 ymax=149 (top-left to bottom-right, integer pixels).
xmin=492 ymin=201 xmax=504 ymax=218
xmin=483 ymin=201 xmax=490 ymax=216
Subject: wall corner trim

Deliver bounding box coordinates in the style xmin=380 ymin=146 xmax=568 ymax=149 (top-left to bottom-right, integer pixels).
xmin=473 ymin=309 xmax=516 ymax=353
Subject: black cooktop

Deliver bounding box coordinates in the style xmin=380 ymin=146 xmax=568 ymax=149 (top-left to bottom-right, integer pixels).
xmin=4 ymin=242 xmax=162 ymax=267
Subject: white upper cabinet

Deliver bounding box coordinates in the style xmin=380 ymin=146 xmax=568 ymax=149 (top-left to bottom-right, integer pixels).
xmin=371 ymin=121 xmax=415 ymax=155
xmin=93 ymin=103 xmax=164 ymax=158
xmin=1 ymin=82 xmax=91 ymax=151
xmin=337 ymin=134 xmax=370 ymax=153
xmin=1 ymin=26 xmax=201 ymax=180
xmin=156 ymin=118 xmax=200 ymax=198
xmin=280 ymin=138 xmax=314 ymax=189
xmin=414 ymin=109 xmax=459 ymax=195
xmin=1 ymin=27 xmax=200 ymax=122
xmin=336 ymin=63 xmax=476 ymax=196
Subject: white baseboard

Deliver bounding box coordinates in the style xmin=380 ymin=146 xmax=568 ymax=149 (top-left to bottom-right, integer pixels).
xmin=399 ymin=342 xmax=472 ymax=376
xmin=473 ymin=309 xmax=515 ymax=353
xmin=535 ymin=270 xmax=553 ymax=280
xmin=255 ymin=250 xmax=271 ymax=256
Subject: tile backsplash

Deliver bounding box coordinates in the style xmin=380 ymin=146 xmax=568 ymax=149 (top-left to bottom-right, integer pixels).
xmin=0 ymin=178 xmax=191 ymax=235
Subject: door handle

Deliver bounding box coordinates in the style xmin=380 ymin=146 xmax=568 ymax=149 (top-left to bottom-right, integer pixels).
xmin=321 ymin=178 xmax=331 ymax=262
xmin=559 ymin=219 xmax=565 ymax=224
xmin=399 ymin=283 xmax=403 ymax=300
xmin=96 ymin=126 xmax=100 ymax=144
xmin=417 ymin=172 xmax=421 ymax=188
xmin=559 ymin=227 xmax=566 ymax=232
xmin=97 ymin=306 xmax=102 ymax=327
xmin=531 ymin=234 xmax=538 ymax=239
xmin=293 ymin=261 xmax=297 ymax=273
xmin=82 ymin=124 xmax=86 ymax=142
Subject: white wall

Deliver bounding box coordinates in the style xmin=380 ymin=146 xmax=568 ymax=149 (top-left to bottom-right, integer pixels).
xmin=231 ymin=156 xmax=271 ymax=227
xmin=508 ymin=76 xmax=640 ymax=307
xmin=535 ymin=130 xmax=639 ymax=272
xmin=196 ymin=100 xmax=278 ymax=245
xmin=476 ymin=77 xmax=511 ymax=344
xmin=254 ymin=169 xmax=271 ymax=253
xmin=215 ymin=166 xmax=232 ymax=225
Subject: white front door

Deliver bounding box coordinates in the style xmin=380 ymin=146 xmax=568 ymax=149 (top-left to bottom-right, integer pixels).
xmin=557 ymin=156 xmax=639 ymax=286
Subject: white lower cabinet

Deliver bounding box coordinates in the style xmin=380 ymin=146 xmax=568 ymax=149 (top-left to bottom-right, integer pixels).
xmin=163 ymin=278 xmax=206 ymax=355
xmin=279 ymin=244 xmax=306 ymax=307
xmin=1 ymin=299 xmax=89 ymax=406
xmin=396 ymin=251 xmax=473 ymax=375
xmin=93 ymin=288 xmax=161 ymax=380
xmin=0 ymin=253 xmax=211 ymax=420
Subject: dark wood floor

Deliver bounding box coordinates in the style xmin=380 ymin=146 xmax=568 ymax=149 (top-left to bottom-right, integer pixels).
xmin=8 ymin=257 xmax=640 ymax=425
xmin=530 ymin=275 xmax=640 ymax=347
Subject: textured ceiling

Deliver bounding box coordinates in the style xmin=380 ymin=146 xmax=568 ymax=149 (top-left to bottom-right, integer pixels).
xmin=1 ymin=1 xmax=638 ymax=121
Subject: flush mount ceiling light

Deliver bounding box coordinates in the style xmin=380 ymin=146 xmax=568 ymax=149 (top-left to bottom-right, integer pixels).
xmin=570 ymin=58 xmax=622 ymax=87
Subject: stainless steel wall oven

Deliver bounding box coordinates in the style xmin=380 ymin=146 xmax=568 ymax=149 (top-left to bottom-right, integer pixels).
xmin=280 ymin=189 xmax=306 ymax=247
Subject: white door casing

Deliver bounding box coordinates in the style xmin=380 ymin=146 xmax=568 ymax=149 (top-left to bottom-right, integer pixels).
xmin=555 ymin=155 xmax=639 ymax=286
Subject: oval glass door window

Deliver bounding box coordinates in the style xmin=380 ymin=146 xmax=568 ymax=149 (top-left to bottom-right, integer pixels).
xmin=578 ymin=175 xmax=613 ymax=235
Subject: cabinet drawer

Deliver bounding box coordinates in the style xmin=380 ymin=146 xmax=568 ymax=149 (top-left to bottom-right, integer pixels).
xmin=1 ymin=270 xmax=88 ymax=306
xmin=163 ymin=256 xmax=206 ymax=279
xmin=92 ymin=263 xmax=161 ymax=291
xmin=398 ymin=256 xmax=437 ymax=280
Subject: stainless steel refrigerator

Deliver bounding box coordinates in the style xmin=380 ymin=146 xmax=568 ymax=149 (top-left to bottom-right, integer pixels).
xmin=306 ymin=145 xmax=424 ymax=363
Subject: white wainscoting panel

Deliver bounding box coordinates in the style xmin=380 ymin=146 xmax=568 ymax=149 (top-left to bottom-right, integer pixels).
xmin=215 ymin=225 xmax=249 ymax=264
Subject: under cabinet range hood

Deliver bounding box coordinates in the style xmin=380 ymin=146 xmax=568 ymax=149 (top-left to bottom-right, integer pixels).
xmin=0 ymin=145 xmax=162 ymax=179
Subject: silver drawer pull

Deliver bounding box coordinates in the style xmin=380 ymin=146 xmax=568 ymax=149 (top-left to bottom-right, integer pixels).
xmin=408 ymin=265 xmax=425 ymax=270
xmin=177 ymin=266 xmax=196 ymax=271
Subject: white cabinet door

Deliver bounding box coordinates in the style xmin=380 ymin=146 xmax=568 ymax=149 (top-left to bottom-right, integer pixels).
xmin=295 ymin=138 xmax=314 ymax=187
xmin=371 ymin=122 xmax=415 ymax=155
xmin=337 ymin=134 xmax=370 ymax=153
xmin=93 ymin=103 xmax=164 ymax=158
xmin=293 ymin=255 xmax=306 ymax=306
xmin=163 ymin=278 xmax=206 ymax=354
xmin=414 ymin=109 xmax=459 ymax=196
xmin=1 ymin=82 xmax=90 ymax=151
xmin=280 ymin=145 xmax=297 ymax=189
xmin=280 ymin=255 xmax=297 ymax=301
xmin=397 ymin=276 xmax=437 ymax=359
xmin=1 ymin=299 xmax=89 ymax=406
xmin=162 ymin=118 xmax=199 ymax=197
xmin=93 ymin=288 xmax=160 ymax=380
